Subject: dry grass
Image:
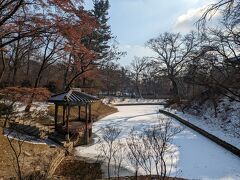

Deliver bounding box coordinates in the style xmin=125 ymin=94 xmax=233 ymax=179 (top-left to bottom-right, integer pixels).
xmin=53 ymin=156 xmax=102 ymax=180
xmin=0 ymin=128 xmax=59 ymax=179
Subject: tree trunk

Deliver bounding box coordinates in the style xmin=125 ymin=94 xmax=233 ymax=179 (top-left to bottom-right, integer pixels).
xmin=170 ymin=78 xmax=179 ymax=97
xmin=0 ymin=54 xmax=5 ymax=83
xmin=82 ymin=77 xmax=86 ymax=88
xmin=11 ymin=35 xmax=21 ymax=86
xmin=63 ymin=54 xmax=71 ymax=90
xmin=6 ymin=69 xmax=12 ymax=85
xmin=135 ymin=77 xmax=141 ymax=98
xmin=12 ymin=67 xmax=18 ymax=86
xmin=0 ymin=39 xmax=6 ymax=83
xmin=24 ymin=73 xmax=41 ymax=112
xmin=26 ymin=50 xmax=31 ymax=77
xmin=24 ymin=56 xmax=45 ymax=112
xmin=210 ymin=88 xmax=218 ymax=118
xmin=135 ymin=170 xmax=138 ymax=180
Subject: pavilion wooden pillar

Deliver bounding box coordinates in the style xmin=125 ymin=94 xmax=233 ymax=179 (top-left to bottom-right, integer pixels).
xmin=88 ymin=104 xmax=91 ymax=123
xmin=62 ymin=105 xmax=66 ymax=126
xmin=66 ymin=105 xmax=70 ymax=141
xmin=85 ymin=103 xmax=89 ymax=144
xmin=88 ymin=104 xmax=92 ymax=138
xmin=54 ymin=104 xmax=59 ymax=131
xmin=78 ymin=106 xmax=81 ymax=121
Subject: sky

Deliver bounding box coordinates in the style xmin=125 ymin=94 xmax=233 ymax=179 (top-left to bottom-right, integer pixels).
xmin=85 ymin=0 xmax=215 ymax=66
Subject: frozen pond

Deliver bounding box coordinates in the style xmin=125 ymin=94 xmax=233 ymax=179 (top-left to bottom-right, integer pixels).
xmin=75 ymin=105 xmax=240 ymax=180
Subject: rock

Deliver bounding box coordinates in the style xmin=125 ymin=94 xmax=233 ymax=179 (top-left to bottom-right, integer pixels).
xmin=24 ymin=151 xmax=31 ymax=157
xmin=50 ymin=145 xmax=57 ymax=148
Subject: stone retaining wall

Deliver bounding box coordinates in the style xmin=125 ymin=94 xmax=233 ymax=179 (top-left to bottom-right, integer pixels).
xmin=159 ymin=109 xmax=240 ymax=158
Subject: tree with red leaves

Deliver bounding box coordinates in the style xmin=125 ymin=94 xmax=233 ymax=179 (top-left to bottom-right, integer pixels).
xmin=22 ymin=0 xmax=99 ymax=111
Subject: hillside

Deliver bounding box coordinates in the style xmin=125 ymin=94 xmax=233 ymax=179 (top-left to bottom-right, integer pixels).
xmin=168 ymin=96 xmax=240 ymax=148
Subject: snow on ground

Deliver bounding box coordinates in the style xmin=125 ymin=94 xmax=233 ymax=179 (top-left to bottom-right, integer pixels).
xmin=101 ymin=97 xmax=166 ymax=105
xmin=75 ymin=105 xmax=240 ymax=180
xmin=14 ymin=102 xmax=50 ymax=117
xmin=3 ymin=128 xmax=54 ymax=145
xmin=4 ymin=101 xmax=54 ymax=124
xmin=167 ymin=97 xmax=240 ymax=149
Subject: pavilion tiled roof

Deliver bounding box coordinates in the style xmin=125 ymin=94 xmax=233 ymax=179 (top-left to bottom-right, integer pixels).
xmin=49 ymin=88 xmax=99 ymax=105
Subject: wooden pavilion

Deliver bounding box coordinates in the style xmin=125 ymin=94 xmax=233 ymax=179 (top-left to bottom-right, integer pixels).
xmin=48 ymin=88 xmax=99 ymax=145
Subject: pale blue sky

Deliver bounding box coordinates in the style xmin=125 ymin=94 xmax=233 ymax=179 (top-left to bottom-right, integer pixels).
xmin=85 ymin=0 xmax=214 ymax=65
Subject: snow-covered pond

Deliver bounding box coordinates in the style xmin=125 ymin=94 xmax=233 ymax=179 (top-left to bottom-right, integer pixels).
xmin=75 ymin=105 xmax=240 ymax=180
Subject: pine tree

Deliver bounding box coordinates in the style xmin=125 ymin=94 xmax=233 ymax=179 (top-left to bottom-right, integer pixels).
xmin=92 ymin=0 xmax=112 ymax=60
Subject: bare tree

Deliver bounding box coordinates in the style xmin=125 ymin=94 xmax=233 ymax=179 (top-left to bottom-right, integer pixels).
xmin=207 ymin=30 xmax=240 ymax=102
xmin=24 ymin=34 xmax=64 ymax=112
xmin=130 ymin=57 xmax=149 ymax=98
xmin=185 ymin=26 xmax=240 ymax=103
xmin=4 ymin=35 xmax=40 ymax=85
xmin=98 ymin=125 xmax=121 ymax=179
xmin=144 ymin=118 xmax=182 ymax=180
xmin=6 ymin=129 xmax=26 ymax=180
xmin=126 ymin=129 xmax=143 ymax=179
xmin=147 ymin=32 xmax=200 ymax=98
xmin=112 ymin=142 xmax=126 ymax=179
xmin=127 ymin=118 xmax=182 ymax=180
xmin=197 ymin=0 xmax=239 ymax=30
xmin=0 ymin=0 xmax=24 ymax=28
xmin=100 ymin=62 xmax=121 ymax=95
xmin=127 ymin=129 xmax=153 ymax=178
xmin=0 ymin=1 xmax=47 ymax=50
xmin=141 ymin=62 xmax=162 ymax=98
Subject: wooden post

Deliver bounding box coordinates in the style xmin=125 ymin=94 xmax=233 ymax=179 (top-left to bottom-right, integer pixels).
xmin=89 ymin=104 xmax=92 ymax=139
xmin=66 ymin=105 xmax=70 ymax=141
xmin=63 ymin=105 xmax=66 ymax=126
xmin=88 ymin=104 xmax=91 ymax=123
xmin=85 ymin=103 xmax=89 ymax=144
xmin=78 ymin=106 xmax=81 ymax=121
xmin=54 ymin=104 xmax=58 ymax=131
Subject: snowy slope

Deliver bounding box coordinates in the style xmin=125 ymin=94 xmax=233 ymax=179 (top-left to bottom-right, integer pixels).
xmin=168 ymin=97 xmax=240 ymax=149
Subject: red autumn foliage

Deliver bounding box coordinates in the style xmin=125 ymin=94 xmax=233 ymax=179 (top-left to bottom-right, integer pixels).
xmin=0 ymin=0 xmax=104 ymax=89
xmin=36 ymin=0 xmax=99 ymax=88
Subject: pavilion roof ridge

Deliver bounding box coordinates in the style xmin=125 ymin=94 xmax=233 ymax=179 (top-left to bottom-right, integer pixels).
xmin=71 ymin=88 xmax=82 ymax=92
xmin=65 ymin=89 xmax=73 ymax=101
xmin=48 ymin=88 xmax=99 ymax=105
